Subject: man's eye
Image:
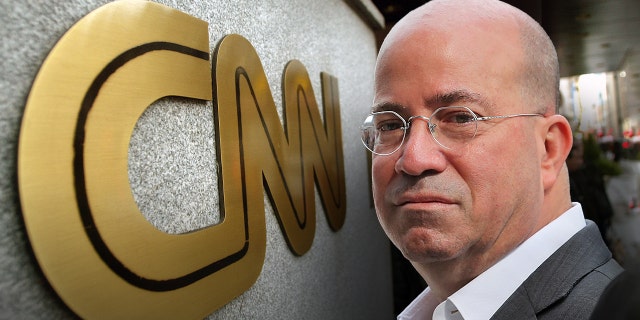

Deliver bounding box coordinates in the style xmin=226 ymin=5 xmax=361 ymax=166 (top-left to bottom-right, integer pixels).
xmin=440 ymin=111 xmax=475 ymax=124
xmin=377 ymin=120 xmax=404 ymax=131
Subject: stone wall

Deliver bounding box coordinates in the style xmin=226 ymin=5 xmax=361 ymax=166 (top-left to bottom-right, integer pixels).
xmin=0 ymin=0 xmax=393 ymax=318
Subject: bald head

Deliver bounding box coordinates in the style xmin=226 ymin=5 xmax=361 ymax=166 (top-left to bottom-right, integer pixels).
xmin=376 ymin=0 xmax=559 ymax=114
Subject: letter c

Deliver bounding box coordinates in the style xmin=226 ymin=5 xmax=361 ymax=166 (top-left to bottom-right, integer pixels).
xmin=18 ymin=1 xmax=263 ymax=318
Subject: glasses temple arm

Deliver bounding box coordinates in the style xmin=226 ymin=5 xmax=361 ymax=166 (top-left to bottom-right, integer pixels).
xmin=476 ymin=113 xmax=543 ymax=121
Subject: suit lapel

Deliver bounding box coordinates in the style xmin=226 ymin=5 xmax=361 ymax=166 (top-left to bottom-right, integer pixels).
xmin=491 ymin=222 xmax=611 ymax=319
xmin=489 ymin=287 xmax=537 ymax=320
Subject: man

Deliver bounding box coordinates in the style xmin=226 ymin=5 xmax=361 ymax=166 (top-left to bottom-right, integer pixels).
xmin=361 ymin=0 xmax=623 ymax=319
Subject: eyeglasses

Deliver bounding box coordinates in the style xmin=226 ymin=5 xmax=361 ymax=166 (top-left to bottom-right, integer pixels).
xmin=361 ymin=106 xmax=543 ymax=155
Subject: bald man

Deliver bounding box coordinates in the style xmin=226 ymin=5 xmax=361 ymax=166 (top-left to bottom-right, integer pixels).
xmin=361 ymin=0 xmax=623 ymax=318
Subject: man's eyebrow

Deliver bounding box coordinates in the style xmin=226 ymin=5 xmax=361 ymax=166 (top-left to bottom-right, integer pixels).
xmin=370 ymin=91 xmax=488 ymax=113
xmin=371 ymin=102 xmax=406 ymax=113
xmin=426 ymin=90 xmax=485 ymax=106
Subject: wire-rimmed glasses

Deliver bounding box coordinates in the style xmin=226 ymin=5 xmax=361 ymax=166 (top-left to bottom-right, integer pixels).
xmin=361 ymin=106 xmax=543 ymax=155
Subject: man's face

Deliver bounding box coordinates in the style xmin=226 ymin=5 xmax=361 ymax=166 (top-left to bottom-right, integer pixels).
xmin=372 ymin=24 xmax=544 ymax=268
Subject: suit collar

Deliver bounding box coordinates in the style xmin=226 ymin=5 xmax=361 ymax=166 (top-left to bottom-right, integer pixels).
xmin=523 ymin=222 xmax=611 ymax=311
xmin=491 ymin=222 xmax=612 ymax=319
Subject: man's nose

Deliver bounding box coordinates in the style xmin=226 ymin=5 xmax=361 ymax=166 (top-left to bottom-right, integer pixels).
xmin=394 ymin=120 xmax=447 ymax=176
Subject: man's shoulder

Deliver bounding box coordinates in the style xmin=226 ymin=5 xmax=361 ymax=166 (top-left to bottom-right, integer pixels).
xmin=491 ymin=222 xmax=623 ymax=320
xmin=589 ymin=269 xmax=640 ymax=319
xmin=527 ymin=222 xmax=622 ymax=301
xmin=539 ymin=258 xmax=623 ymax=319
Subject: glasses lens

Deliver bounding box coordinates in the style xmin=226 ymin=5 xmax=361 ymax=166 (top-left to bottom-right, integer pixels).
xmin=361 ymin=111 xmax=406 ymax=155
xmin=361 ymin=107 xmax=479 ymax=155
xmin=430 ymin=106 xmax=478 ymax=149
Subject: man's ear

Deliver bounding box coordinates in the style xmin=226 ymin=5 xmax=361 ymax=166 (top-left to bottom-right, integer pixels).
xmin=540 ymin=114 xmax=573 ymax=190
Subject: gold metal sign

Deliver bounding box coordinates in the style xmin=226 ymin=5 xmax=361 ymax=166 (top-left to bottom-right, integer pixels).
xmin=17 ymin=0 xmax=346 ymax=318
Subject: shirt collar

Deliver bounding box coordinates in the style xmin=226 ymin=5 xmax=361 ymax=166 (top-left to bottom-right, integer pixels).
xmin=398 ymin=203 xmax=586 ymax=320
xmin=397 ymin=286 xmax=439 ymax=320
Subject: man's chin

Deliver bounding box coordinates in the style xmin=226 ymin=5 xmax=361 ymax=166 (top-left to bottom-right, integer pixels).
xmin=397 ymin=229 xmax=461 ymax=263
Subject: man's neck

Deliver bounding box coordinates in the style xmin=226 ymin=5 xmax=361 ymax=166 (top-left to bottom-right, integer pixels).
xmin=414 ymin=174 xmax=573 ymax=301
xmin=412 ymin=220 xmax=538 ymax=300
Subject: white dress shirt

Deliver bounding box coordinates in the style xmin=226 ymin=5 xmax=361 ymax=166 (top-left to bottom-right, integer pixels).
xmin=398 ymin=203 xmax=587 ymax=320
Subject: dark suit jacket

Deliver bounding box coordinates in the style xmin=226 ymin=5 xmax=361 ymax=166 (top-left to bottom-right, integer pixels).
xmin=491 ymin=221 xmax=623 ymax=320
xmin=589 ymin=269 xmax=640 ymax=319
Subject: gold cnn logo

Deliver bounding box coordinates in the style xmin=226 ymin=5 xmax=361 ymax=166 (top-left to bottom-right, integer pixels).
xmin=17 ymin=1 xmax=346 ymax=318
